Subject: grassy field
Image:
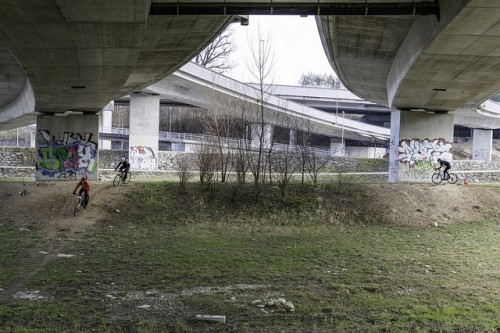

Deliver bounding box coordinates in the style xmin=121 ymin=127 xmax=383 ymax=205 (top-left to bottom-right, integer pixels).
xmin=0 ymin=181 xmax=499 ymax=332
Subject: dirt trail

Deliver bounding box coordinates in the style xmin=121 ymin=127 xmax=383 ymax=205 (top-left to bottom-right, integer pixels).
xmin=0 ymin=181 xmax=129 ymax=302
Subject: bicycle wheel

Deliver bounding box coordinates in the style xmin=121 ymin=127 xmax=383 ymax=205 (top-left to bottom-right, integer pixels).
xmin=124 ymin=172 xmax=131 ymax=184
xmin=447 ymin=173 xmax=458 ymax=184
xmin=113 ymin=174 xmax=122 ymax=187
xmin=74 ymin=198 xmax=82 ymax=216
xmin=431 ymin=172 xmax=442 ymax=184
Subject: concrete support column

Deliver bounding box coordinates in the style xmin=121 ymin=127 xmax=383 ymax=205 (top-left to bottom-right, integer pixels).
xmin=35 ymin=114 xmax=99 ymax=181
xmin=389 ymin=110 xmax=454 ymax=183
xmin=98 ymin=101 xmax=113 ymax=150
xmin=330 ymin=137 xmax=345 ymax=156
xmin=289 ymin=129 xmax=297 ymax=146
xmin=472 ymin=129 xmax=492 ymax=161
xmin=30 ymin=126 xmax=36 ymax=147
xmin=129 ymin=93 xmax=159 ymax=170
xmin=250 ymin=123 xmax=273 ymax=150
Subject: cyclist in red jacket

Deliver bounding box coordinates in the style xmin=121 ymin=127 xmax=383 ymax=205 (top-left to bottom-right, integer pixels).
xmin=73 ymin=174 xmax=90 ymax=208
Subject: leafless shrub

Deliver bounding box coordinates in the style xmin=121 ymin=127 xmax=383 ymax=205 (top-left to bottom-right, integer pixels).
xmin=271 ymin=148 xmax=299 ymax=202
xmin=195 ymin=144 xmax=219 ymax=185
xmin=173 ymin=154 xmax=194 ymax=190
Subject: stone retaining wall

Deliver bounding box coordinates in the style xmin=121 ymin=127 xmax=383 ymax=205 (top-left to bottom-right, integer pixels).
xmin=2 ymin=146 xmax=500 ymax=182
xmin=0 ymin=146 xmax=36 ymax=167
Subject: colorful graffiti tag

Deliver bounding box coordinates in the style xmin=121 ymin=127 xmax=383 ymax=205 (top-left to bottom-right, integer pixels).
xmin=473 ymin=148 xmax=490 ymax=160
xmin=398 ymin=138 xmax=452 ymax=180
xmin=130 ymin=145 xmax=156 ymax=170
xmin=36 ymin=130 xmax=98 ymax=179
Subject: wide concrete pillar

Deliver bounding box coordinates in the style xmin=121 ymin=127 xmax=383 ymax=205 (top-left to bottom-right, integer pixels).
xmin=98 ymin=101 xmax=113 ymax=150
xmin=129 ymin=93 xmax=159 ymax=170
xmin=389 ymin=110 xmax=453 ymax=182
xmin=35 ymin=114 xmax=99 ymax=181
xmin=250 ymin=123 xmax=273 ymax=149
xmin=330 ymin=137 xmax=345 ymax=156
xmin=472 ymin=129 xmax=492 ymax=161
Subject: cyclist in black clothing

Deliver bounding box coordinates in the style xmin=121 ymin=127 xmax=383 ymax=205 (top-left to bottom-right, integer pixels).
xmin=436 ymin=158 xmax=451 ymax=180
xmin=115 ymin=157 xmax=130 ymax=181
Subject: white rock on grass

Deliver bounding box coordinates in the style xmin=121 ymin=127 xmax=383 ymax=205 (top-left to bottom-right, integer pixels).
xmin=277 ymin=298 xmax=286 ymax=305
xmin=284 ymin=301 xmax=295 ymax=312
xmin=251 ymin=298 xmax=296 ymax=313
xmin=56 ymin=253 xmax=74 ymax=258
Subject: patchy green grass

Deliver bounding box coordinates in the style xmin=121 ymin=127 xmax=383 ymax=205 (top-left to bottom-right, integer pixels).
xmin=0 ymin=226 xmax=39 ymax=287
xmin=0 ymin=182 xmax=499 ymax=332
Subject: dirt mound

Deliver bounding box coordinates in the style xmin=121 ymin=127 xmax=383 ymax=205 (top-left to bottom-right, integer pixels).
xmin=1 ymin=180 xmax=497 ymax=232
xmin=362 ymin=182 xmax=497 ymax=227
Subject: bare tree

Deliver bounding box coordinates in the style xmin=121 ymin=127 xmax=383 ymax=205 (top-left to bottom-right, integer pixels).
xmin=246 ymin=28 xmax=276 ymax=187
xmin=193 ymin=30 xmax=236 ymax=74
xmin=271 ymin=148 xmax=299 ymax=202
xmin=199 ymin=80 xmax=240 ymax=183
xmin=232 ymin=98 xmax=252 ymax=185
xmin=295 ymin=117 xmax=331 ymax=186
xmin=195 ymin=143 xmax=219 ymax=185
xmin=270 ymin=105 xmax=299 ymax=201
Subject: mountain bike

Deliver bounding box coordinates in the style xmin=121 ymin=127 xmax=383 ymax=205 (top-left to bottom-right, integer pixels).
xmin=73 ymin=193 xmax=88 ymax=216
xmin=431 ymin=169 xmax=458 ymax=185
xmin=113 ymin=170 xmax=131 ymax=187
xmin=19 ymin=181 xmax=29 ymax=196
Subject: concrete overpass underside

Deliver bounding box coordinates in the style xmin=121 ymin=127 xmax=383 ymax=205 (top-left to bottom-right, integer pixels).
xmin=318 ymin=0 xmax=500 ymax=128
xmin=317 ymin=0 xmax=500 ymax=181
xmin=0 ymin=1 xmax=238 ymax=130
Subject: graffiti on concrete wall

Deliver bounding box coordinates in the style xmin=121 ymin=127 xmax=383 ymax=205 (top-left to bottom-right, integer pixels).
xmin=130 ymin=145 xmax=156 ymax=170
xmin=398 ymin=138 xmax=452 ymax=180
xmin=473 ymin=148 xmax=490 ymax=160
xmin=36 ymin=130 xmax=98 ymax=179
xmin=388 ymin=134 xmax=400 ymax=182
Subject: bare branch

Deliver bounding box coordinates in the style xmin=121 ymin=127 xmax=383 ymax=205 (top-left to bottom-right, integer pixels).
xmin=193 ymin=30 xmax=236 ymax=74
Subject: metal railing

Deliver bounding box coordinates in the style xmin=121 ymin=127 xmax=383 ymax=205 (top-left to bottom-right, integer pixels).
xmin=100 ymin=127 xmax=335 ymax=155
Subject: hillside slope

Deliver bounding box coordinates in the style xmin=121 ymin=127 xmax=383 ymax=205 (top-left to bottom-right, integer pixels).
xmin=1 ymin=180 xmax=498 ymax=232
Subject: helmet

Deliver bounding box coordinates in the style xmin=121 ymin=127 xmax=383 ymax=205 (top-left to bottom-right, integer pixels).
xmin=437 ymin=158 xmax=441 ymax=162
xmin=121 ymin=157 xmax=125 ymax=161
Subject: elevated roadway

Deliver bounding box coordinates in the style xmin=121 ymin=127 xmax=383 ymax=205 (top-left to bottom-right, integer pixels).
xmin=139 ymin=62 xmax=390 ymax=141
xmin=250 ymin=84 xmax=391 ymax=116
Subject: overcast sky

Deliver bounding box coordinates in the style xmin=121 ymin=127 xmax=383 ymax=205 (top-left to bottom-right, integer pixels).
xmin=226 ymin=15 xmax=336 ymax=86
